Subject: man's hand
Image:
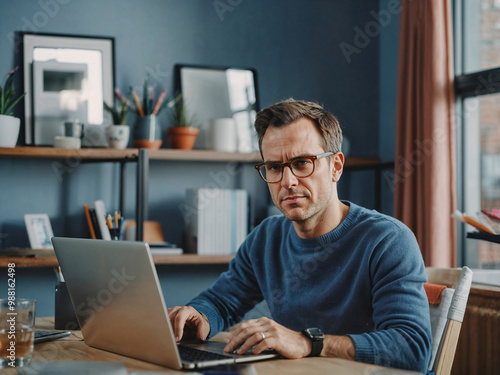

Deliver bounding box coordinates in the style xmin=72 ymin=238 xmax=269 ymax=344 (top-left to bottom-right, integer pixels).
xmin=167 ymin=306 xmax=210 ymax=342
xmin=223 ymin=317 xmax=312 ymax=359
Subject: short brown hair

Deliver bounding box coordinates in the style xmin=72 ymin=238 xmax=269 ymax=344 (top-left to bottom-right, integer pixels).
xmin=254 ymin=99 xmax=343 ymax=157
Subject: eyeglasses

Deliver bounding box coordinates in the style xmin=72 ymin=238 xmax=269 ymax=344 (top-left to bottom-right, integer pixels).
xmin=255 ymin=152 xmax=334 ymax=183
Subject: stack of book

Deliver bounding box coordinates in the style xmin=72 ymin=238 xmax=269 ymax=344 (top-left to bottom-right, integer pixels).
xmin=83 ymin=200 xmax=112 ymax=240
xmin=123 ymin=220 xmax=183 ymax=255
xmin=184 ymin=188 xmax=248 ymax=255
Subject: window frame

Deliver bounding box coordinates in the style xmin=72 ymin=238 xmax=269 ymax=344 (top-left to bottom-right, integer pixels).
xmin=454 ymin=0 xmax=500 ymax=273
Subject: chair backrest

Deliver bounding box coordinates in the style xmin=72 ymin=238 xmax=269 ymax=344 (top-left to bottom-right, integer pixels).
xmin=425 ymin=267 xmax=473 ymax=375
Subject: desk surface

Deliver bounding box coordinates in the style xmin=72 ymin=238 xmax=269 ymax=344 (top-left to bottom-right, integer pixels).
xmin=1 ymin=317 xmax=422 ymax=375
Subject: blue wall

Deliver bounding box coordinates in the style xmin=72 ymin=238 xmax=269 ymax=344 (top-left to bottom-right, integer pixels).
xmin=379 ymin=0 xmax=400 ymax=214
xmin=0 ymin=0 xmax=382 ymax=155
xmin=0 ymin=0 xmax=399 ymax=316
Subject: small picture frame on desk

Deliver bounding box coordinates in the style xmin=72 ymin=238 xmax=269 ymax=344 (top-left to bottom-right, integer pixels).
xmin=24 ymin=214 xmax=54 ymax=249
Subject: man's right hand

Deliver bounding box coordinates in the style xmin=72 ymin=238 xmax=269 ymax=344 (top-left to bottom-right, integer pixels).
xmin=167 ymin=306 xmax=210 ymax=342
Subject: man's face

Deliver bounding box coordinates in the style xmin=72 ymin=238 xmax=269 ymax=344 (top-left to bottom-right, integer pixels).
xmin=261 ymin=117 xmax=336 ymax=224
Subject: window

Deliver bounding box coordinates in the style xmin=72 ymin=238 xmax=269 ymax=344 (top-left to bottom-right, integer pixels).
xmin=455 ymin=0 xmax=500 ymax=285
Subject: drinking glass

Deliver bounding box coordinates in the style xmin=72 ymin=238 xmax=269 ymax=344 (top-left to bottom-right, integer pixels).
xmin=0 ymin=299 xmax=36 ymax=368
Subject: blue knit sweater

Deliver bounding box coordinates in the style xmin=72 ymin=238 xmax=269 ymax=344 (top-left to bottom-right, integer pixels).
xmin=188 ymin=201 xmax=432 ymax=372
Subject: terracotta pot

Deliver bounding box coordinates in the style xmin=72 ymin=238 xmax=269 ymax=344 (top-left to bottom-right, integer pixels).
xmin=167 ymin=127 xmax=199 ymax=150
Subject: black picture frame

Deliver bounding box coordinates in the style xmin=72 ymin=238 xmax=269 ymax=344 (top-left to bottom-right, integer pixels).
xmin=174 ymin=63 xmax=260 ymax=152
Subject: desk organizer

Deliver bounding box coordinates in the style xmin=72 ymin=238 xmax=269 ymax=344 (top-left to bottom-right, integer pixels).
xmin=54 ymin=281 xmax=80 ymax=330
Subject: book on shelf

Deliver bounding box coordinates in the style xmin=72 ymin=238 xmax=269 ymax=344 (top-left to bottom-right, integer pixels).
xmin=83 ymin=204 xmax=96 ymax=239
xmin=184 ymin=188 xmax=248 ymax=255
xmin=82 ymin=202 xmax=183 ymax=254
xmin=148 ymin=242 xmax=183 ymax=255
xmin=83 ymin=200 xmax=111 ymax=240
xmin=123 ymin=220 xmax=183 ymax=255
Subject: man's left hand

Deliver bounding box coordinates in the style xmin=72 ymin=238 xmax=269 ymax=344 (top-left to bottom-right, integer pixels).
xmin=223 ymin=317 xmax=312 ymax=359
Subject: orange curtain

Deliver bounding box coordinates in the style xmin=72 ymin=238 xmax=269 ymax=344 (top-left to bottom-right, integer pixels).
xmin=394 ymin=0 xmax=456 ymax=267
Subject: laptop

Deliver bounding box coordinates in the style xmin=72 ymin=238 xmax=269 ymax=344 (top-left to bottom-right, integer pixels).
xmin=51 ymin=237 xmax=277 ymax=370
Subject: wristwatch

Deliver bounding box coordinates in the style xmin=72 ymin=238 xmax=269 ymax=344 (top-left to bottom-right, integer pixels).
xmin=301 ymin=327 xmax=324 ymax=357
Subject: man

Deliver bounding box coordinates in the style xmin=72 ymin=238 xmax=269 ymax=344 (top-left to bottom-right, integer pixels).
xmin=169 ymin=99 xmax=431 ymax=372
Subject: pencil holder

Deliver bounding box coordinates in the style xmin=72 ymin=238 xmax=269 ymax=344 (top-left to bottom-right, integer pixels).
xmin=54 ymin=281 xmax=80 ymax=330
xmin=109 ymin=228 xmax=120 ymax=240
xmin=133 ymin=115 xmax=162 ymax=149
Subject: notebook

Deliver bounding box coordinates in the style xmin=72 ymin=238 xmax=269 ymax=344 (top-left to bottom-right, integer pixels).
xmin=51 ymin=237 xmax=277 ymax=370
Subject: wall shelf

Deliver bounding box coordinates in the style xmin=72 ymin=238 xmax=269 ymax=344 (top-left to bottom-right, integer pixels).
xmin=148 ymin=149 xmax=262 ymax=162
xmin=0 ymin=146 xmax=382 ymax=166
xmin=0 ymin=146 xmax=139 ymax=160
xmin=0 ymin=249 xmax=234 ymax=268
xmin=466 ymin=232 xmax=500 ymax=244
xmin=0 ymin=147 xmax=262 ymax=162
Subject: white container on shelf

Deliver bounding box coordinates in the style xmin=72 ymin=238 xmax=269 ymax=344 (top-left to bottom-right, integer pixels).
xmin=0 ymin=115 xmax=21 ymax=147
xmin=106 ymin=125 xmax=130 ymax=149
xmin=53 ymin=136 xmax=81 ymax=149
xmin=207 ymin=118 xmax=237 ymax=152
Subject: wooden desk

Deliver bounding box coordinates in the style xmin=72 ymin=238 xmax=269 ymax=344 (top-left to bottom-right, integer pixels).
xmin=2 ymin=317 xmax=422 ymax=374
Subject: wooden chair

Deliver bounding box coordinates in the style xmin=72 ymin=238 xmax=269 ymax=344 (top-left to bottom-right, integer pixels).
xmin=425 ymin=267 xmax=473 ymax=375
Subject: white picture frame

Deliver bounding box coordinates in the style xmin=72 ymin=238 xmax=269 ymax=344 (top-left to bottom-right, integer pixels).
xmin=24 ymin=214 xmax=54 ymax=249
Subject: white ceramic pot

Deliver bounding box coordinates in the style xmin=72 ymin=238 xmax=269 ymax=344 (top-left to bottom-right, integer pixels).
xmin=207 ymin=118 xmax=237 ymax=152
xmin=106 ymin=125 xmax=130 ymax=149
xmin=0 ymin=115 xmax=21 ymax=148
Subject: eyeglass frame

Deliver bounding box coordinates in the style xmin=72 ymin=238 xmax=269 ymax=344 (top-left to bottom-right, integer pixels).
xmin=254 ymin=151 xmax=334 ymax=183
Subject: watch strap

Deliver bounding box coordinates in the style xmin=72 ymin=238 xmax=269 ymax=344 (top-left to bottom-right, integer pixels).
xmin=302 ymin=328 xmax=324 ymax=357
xmin=309 ymin=337 xmax=323 ymax=357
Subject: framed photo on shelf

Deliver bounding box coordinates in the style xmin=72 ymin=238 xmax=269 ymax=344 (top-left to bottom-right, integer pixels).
xmin=175 ymin=63 xmax=260 ymax=152
xmin=24 ymin=214 xmax=54 ymax=249
xmin=20 ymin=32 xmax=115 ymax=146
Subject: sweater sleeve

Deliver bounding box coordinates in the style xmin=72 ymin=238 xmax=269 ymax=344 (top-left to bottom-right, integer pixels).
xmin=187 ymin=232 xmax=263 ymax=337
xmin=347 ymin=224 xmax=432 ymax=373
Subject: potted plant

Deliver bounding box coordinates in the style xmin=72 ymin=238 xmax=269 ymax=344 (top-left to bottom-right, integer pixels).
xmin=130 ymin=75 xmax=171 ymax=149
xmin=167 ymin=93 xmax=199 ymax=150
xmin=104 ymin=88 xmax=130 ymax=149
xmin=0 ymin=67 xmax=25 ymax=148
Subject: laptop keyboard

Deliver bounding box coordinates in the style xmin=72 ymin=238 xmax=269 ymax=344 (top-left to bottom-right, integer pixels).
xmin=178 ymin=345 xmax=232 ymax=362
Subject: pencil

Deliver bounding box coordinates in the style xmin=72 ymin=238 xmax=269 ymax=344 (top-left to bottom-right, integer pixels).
xmin=106 ymin=214 xmax=114 ymax=230
xmin=119 ymin=217 xmax=125 ymax=240
xmin=83 ymin=203 xmax=96 ymax=239
xmin=152 ymin=89 xmax=167 ymax=116
xmin=54 ymin=266 xmax=65 ymax=282
xmin=114 ymin=211 xmax=120 ymax=229
xmin=148 ymin=86 xmax=154 ymax=114
xmin=131 ymin=88 xmax=145 ymax=117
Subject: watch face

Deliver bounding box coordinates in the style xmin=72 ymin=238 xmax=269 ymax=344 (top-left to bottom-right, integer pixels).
xmin=306 ymin=328 xmax=324 ymax=339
